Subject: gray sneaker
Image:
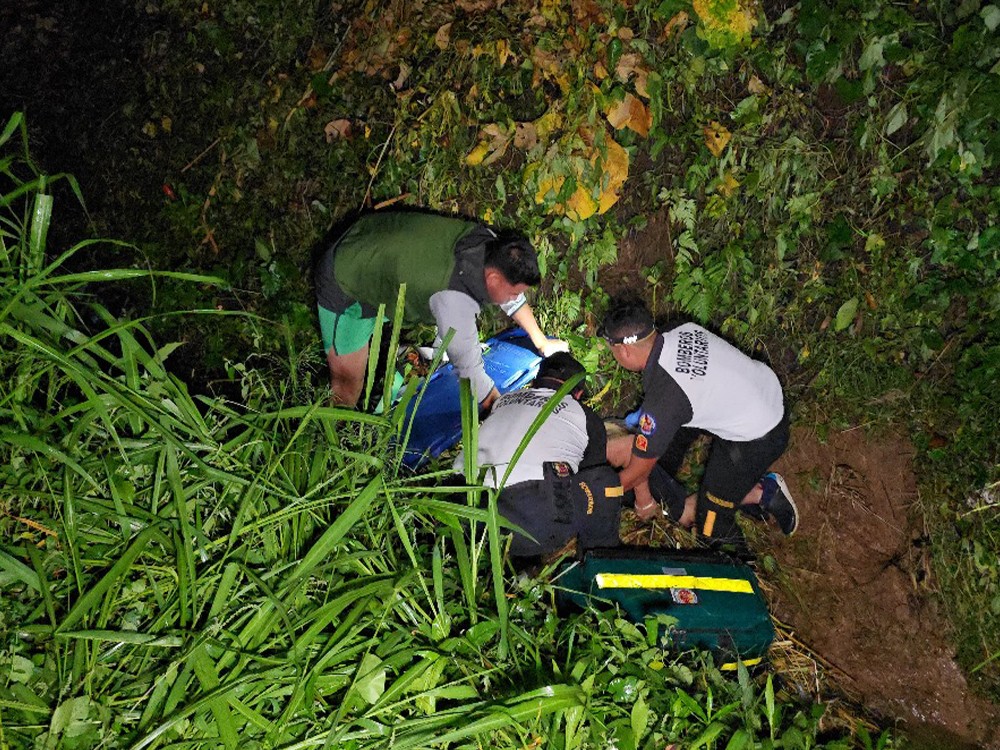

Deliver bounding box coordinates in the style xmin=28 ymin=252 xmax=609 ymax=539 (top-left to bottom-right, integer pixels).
xmin=760 ymin=472 xmax=799 ymax=535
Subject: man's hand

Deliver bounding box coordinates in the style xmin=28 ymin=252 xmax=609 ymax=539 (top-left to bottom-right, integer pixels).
xmin=538 ymin=339 xmax=570 ymax=357
xmin=633 ymin=481 xmax=662 ymax=521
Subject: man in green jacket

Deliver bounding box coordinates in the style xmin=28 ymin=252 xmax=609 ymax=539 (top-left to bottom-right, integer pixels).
xmin=315 ymin=210 xmax=567 ymax=408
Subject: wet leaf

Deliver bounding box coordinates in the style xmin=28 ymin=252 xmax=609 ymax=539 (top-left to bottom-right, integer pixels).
xmin=703 ymin=121 xmax=731 ymax=156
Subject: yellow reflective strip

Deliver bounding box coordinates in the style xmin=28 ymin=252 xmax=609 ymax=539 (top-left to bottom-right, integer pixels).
xmin=704 ymin=509 xmax=717 ymax=536
xmin=721 ymin=657 xmax=763 ymax=671
xmin=604 ymin=485 xmax=624 ymax=498
xmin=594 ymin=573 xmax=754 ymax=594
xmin=706 ymin=491 xmax=735 ymax=509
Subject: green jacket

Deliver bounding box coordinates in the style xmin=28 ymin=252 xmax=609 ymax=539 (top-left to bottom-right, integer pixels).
xmin=332 ymin=212 xmax=479 ymax=323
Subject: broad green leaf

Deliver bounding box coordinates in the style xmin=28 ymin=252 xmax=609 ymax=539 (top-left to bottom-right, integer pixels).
xmin=835 ymin=297 xmax=859 ymax=332
xmin=725 ymin=728 xmax=752 ymax=750
xmin=690 ymin=721 xmax=726 ymax=749
xmin=859 ymin=37 xmax=886 ymax=71
xmin=630 ymin=693 xmax=650 ymax=741
xmin=982 ymin=4 xmax=1000 ymax=30
xmin=885 ymin=102 xmax=908 ymax=135
xmin=353 ymin=653 xmax=387 ymax=705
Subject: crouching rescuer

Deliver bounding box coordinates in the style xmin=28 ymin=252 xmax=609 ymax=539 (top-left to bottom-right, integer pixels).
xmin=453 ymin=353 xmax=623 ymax=564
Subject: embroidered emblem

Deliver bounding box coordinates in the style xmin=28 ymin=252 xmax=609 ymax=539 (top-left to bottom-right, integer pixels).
xmin=638 ymin=413 xmax=656 ymax=435
xmin=552 ymin=462 xmax=571 ymax=477
xmin=579 ymin=481 xmax=594 ymax=514
xmin=671 ymin=588 xmax=699 ymax=605
xmin=635 ymin=435 xmax=649 ymax=452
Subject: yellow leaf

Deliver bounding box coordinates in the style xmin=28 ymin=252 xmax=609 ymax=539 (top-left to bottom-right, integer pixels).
xmin=435 ymin=22 xmax=452 ymax=50
xmin=496 ymin=39 xmax=510 ymax=66
xmin=594 ymin=60 xmax=609 ymax=80
xmin=533 ymin=110 xmax=563 ymax=141
xmin=482 ymin=207 xmax=494 ymax=224
xmin=703 ymin=121 xmax=731 ymax=156
xmin=465 ymin=142 xmax=491 ymax=166
xmin=718 ymin=170 xmax=740 ymax=197
xmin=160 ymin=116 xmax=173 ymax=134
xmin=597 ymin=137 xmax=629 ymax=214
xmin=566 ymin=186 xmax=598 ymax=221
xmin=534 ymin=174 xmax=566 ymax=206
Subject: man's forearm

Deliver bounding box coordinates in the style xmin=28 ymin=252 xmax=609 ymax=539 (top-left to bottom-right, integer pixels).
xmin=619 ymin=455 xmax=657 ymax=492
xmin=510 ymin=304 xmax=547 ymax=349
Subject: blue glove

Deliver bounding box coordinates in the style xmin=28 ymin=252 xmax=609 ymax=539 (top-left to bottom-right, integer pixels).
xmin=624 ymin=408 xmax=642 ymax=431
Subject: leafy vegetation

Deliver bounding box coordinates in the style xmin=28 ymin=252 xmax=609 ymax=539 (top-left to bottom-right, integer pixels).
xmin=0 ymin=111 xmax=892 ymax=748
xmin=62 ymin=0 xmax=997 ymax=697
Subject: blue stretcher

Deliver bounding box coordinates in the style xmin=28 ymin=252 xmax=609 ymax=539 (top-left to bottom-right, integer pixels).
xmin=398 ymin=328 xmax=542 ymax=469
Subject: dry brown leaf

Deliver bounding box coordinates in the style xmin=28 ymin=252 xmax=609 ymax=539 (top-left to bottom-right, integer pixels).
xmin=633 ymin=69 xmax=650 ymax=99
xmin=324 ymin=118 xmax=352 ymax=142
xmin=457 ymin=0 xmax=498 ymax=10
xmin=307 ymin=44 xmax=328 ymax=71
xmin=748 ymin=75 xmax=770 ymax=95
xmin=514 ymin=122 xmax=538 ymax=150
xmin=703 ymin=121 xmax=731 ymax=156
xmin=435 ymin=22 xmax=452 ymax=50
xmin=573 ymin=0 xmax=605 ymax=27
xmin=614 ymin=52 xmax=644 ymax=82
xmin=660 ymin=11 xmax=690 ymax=41
xmin=605 ymin=93 xmax=652 ymax=136
xmin=594 ymin=60 xmax=609 ymax=80
xmin=391 ymin=62 xmax=411 ymax=90
xmin=616 ymin=27 xmax=635 ymax=41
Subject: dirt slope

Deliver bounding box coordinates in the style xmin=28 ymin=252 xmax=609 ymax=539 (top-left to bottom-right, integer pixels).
xmin=765 ymin=426 xmax=1000 ymax=749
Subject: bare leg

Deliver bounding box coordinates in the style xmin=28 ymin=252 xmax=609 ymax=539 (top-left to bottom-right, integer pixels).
xmin=327 ymin=344 xmax=370 ymax=407
xmin=740 ymin=481 xmax=764 ymax=506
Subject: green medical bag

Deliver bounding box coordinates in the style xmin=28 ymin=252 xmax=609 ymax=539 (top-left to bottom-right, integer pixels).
xmin=557 ymin=547 xmax=774 ymax=670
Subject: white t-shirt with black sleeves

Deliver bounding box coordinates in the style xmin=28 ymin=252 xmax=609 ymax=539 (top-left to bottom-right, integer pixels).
xmin=633 ymin=323 xmax=784 ymax=459
xmin=454 ymin=386 xmax=606 ymax=488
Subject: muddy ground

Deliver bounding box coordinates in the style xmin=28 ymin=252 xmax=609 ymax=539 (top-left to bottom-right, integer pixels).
xmin=759 ymin=426 xmax=1000 ymax=749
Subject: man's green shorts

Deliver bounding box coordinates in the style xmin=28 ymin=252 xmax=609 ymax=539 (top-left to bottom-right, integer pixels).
xmin=318 ymin=302 xmax=387 ymax=355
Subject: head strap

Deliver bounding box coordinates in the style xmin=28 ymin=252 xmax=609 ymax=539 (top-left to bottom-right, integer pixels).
xmin=602 ymin=326 xmax=655 ymax=345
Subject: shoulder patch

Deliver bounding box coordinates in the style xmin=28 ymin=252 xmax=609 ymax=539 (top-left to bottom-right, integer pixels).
xmin=638 ymin=413 xmax=657 ymax=435
xmin=635 ymin=435 xmax=649 ymax=452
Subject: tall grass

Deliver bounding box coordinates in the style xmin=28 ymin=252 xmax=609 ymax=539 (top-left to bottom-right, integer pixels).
xmin=0 ymin=112 xmax=888 ymax=749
